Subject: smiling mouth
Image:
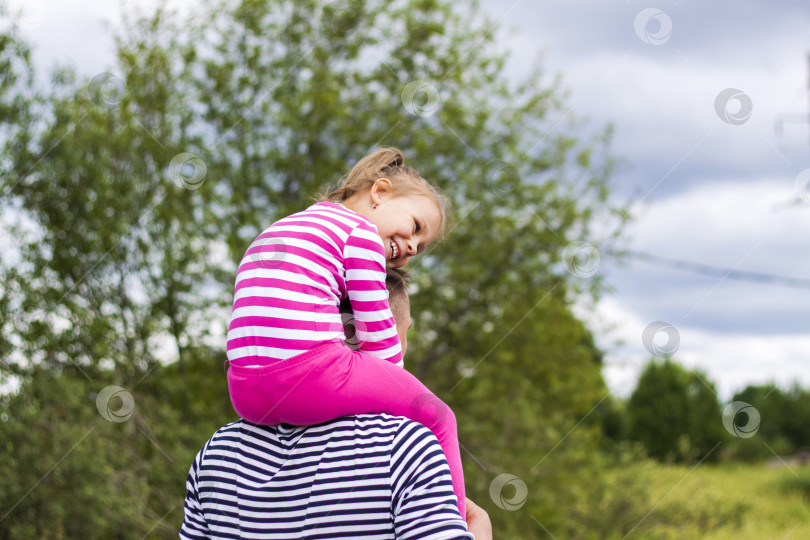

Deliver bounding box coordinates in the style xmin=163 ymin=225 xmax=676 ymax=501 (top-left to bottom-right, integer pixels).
xmin=390 ymin=240 xmax=398 ymax=260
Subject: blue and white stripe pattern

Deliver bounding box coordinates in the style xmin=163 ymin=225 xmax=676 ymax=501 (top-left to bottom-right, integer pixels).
xmin=180 ymin=413 xmax=472 ymax=539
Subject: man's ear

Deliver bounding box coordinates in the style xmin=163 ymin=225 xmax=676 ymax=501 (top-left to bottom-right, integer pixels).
xmin=370 ymin=177 xmax=393 ymax=204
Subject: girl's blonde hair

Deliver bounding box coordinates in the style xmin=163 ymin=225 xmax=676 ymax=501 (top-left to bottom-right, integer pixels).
xmin=320 ymin=147 xmax=450 ymax=238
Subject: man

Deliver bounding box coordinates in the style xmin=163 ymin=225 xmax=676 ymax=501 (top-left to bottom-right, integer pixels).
xmin=180 ymin=269 xmax=492 ymax=539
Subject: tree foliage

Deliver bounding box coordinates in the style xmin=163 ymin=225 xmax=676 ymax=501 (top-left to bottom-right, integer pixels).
xmin=626 ymin=359 xmax=723 ymax=463
xmin=1 ymin=0 xmax=630 ymax=537
xmin=723 ymin=383 xmax=810 ymax=461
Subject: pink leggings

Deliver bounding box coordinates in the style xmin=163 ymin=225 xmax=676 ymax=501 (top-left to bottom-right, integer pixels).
xmin=226 ymin=340 xmax=466 ymax=519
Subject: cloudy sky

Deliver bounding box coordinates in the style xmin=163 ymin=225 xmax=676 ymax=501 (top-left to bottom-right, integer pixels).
xmin=481 ymin=0 xmax=810 ymax=399
xmin=8 ymin=0 xmax=810 ymax=400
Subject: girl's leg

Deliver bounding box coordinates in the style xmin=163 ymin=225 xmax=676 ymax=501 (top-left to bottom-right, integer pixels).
xmin=334 ymin=348 xmax=466 ymax=519
xmin=226 ymin=341 xmax=466 ymax=519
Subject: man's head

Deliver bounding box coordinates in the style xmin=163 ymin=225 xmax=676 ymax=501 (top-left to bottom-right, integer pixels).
xmin=341 ymin=267 xmax=411 ymax=355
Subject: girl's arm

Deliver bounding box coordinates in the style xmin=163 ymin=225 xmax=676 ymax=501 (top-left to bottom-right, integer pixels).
xmin=343 ymin=222 xmax=403 ymax=367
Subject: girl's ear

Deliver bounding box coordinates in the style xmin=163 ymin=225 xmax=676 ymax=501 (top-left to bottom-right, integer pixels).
xmin=370 ymin=177 xmax=393 ymax=204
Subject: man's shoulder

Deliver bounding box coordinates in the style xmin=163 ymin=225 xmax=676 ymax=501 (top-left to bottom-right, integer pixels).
xmin=211 ymin=413 xmax=412 ymax=432
xmin=184 ymin=414 xmax=466 ymax=540
xmin=346 ymin=413 xmax=433 ymax=435
xmin=202 ymin=414 xmax=434 ymax=450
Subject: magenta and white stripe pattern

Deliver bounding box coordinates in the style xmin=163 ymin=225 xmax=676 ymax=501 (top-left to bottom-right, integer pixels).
xmin=227 ymin=201 xmax=403 ymax=367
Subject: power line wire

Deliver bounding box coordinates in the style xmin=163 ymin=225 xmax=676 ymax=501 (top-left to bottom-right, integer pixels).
xmin=606 ymin=249 xmax=810 ymax=290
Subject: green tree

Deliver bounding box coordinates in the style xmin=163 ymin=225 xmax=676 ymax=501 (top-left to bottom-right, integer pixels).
xmin=0 ymin=349 xmax=231 ymax=539
xmin=0 ymin=4 xmax=37 ymax=370
xmin=1 ymin=0 xmax=630 ymax=537
xmin=725 ymin=383 xmax=810 ymax=461
xmin=1 ymin=6 xmax=235 ymax=536
xmin=600 ymin=396 xmax=630 ymax=443
xmin=627 ymin=359 xmax=722 ymax=463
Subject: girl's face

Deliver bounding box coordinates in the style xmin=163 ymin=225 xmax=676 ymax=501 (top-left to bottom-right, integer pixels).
xmin=371 ymin=190 xmax=442 ymax=269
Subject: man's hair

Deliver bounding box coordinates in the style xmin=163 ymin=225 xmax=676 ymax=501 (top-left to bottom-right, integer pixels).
xmin=385 ymin=267 xmax=410 ymax=319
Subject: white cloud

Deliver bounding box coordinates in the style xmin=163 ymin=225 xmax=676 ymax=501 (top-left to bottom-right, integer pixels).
xmin=578 ymin=179 xmax=810 ymax=400
xmin=600 ymin=179 xmax=810 ymax=334
xmin=588 ymin=294 xmax=810 ymax=402
xmin=8 ymin=0 xmax=199 ymax=78
xmin=628 ymin=179 xmax=809 ymax=271
xmin=8 ymin=0 xmax=120 ymax=75
xmin=488 ymin=0 xmax=810 ymax=199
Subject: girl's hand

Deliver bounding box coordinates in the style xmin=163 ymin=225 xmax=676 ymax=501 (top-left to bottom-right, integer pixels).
xmin=465 ymin=497 xmax=493 ymax=540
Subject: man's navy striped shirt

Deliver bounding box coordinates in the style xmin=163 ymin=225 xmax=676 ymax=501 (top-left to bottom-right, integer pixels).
xmin=179 ymin=413 xmax=473 ymax=539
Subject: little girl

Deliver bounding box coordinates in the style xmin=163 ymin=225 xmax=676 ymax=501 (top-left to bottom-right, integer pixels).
xmin=225 ymin=148 xmax=467 ymax=519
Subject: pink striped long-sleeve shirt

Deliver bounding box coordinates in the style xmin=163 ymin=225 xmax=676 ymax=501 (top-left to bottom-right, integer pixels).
xmin=227 ymin=201 xmax=403 ymax=367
